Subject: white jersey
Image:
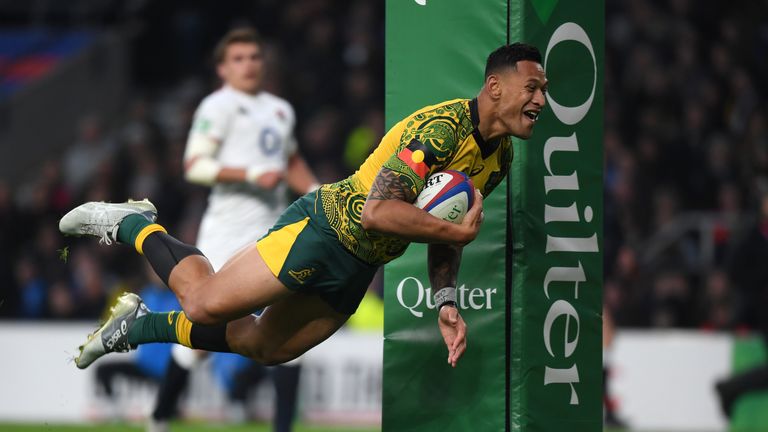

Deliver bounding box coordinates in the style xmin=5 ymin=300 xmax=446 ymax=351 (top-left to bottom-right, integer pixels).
xmin=189 ymin=85 xmax=297 ymax=270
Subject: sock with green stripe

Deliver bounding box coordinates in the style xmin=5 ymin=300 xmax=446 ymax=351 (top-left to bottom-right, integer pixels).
xmin=117 ymin=213 xmax=154 ymax=245
xmin=127 ymin=311 xmax=181 ymax=346
xmin=127 ymin=310 xmax=232 ymax=353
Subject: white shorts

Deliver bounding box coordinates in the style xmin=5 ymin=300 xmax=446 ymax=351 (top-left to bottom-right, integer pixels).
xmin=196 ymin=196 xmax=282 ymax=270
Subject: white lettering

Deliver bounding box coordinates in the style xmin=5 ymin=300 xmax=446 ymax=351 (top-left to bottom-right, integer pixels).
xmin=485 ymin=288 xmax=496 ymax=309
xmin=396 ymin=278 xmax=499 ymax=317
xmin=544 ymin=134 xmax=580 ymax=193
xmin=425 ymin=288 xmax=436 ymax=309
xmin=469 ymin=288 xmax=485 ymax=309
xmin=540 ymin=21 xmax=600 ymax=408
xmin=544 ymin=365 xmax=580 ymax=405
xmin=544 ymin=203 xmax=579 ymax=223
xmin=458 ymin=285 xmax=469 ymax=309
xmin=546 ymin=233 xmax=599 ymax=253
xmin=543 ymin=299 xmax=580 ymax=358
xmin=544 ymin=262 xmax=586 ymax=299
xmin=106 ymin=328 xmax=122 ymax=349
xmin=544 ymin=22 xmax=597 ymax=125
xmin=396 ymin=277 xmax=424 ymax=318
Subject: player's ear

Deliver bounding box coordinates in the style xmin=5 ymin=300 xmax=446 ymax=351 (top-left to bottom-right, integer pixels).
xmin=486 ymin=74 xmax=502 ymax=100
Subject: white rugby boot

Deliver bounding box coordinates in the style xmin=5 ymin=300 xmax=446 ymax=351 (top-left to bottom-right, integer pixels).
xmin=59 ymin=199 xmax=157 ymax=245
xmin=75 ymin=292 xmax=149 ymax=369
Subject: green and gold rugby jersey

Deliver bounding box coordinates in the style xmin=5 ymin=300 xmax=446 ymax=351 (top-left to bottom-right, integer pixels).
xmin=319 ymin=98 xmax=513 ymax=265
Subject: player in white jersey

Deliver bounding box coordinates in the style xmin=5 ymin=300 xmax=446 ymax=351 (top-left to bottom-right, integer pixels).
xmin=149 ymin=28 xmax=317 ymax=432
xmin=193 ymin=84 xmax=299 ymax=268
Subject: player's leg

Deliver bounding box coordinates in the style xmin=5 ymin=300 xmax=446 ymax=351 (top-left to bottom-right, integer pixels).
xmin=75 ymin=243 xmax=298 ymax=368
xmin=274 ymin=365 xmax=301 ymax=432
xmin=63 ymin=195 xmax=367 ymax=369
xmin=226 ymin=292 xmax=350 ymax=365
xmin=225 ymin=250 xmax=375 ymax=366
xmin=95 ymin=361 xmax=151 ymax=399
xmin=60 ymin=200 xmax=294 ymax=368
xmin=149 ymin=347 xmax=205 ymax=430
xmin=157 ymin=241 xmax=292 ymax=323
xmin=71 ymin=252 xmax=289 ymax=371
xmin=221 ymin=241 xmax=302 ymax=432
xmin=148 ymin=225 xmax=255 ymax=429
xmin=59 ymin=199 xmax=292 ymax=323
xmin=190 ymin=192 xmax=374 ymax=364
xmin=230 ymin=362 xmax=268 ymax=408
xmin=85 ymin=271 xmax=348 ymax=376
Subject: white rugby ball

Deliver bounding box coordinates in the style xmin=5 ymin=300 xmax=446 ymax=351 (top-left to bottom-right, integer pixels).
xmin=414 ymin=170 xmax=475 ymax=224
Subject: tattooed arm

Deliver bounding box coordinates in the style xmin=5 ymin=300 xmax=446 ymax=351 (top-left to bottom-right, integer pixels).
xmin=429 ymin=243 xmax=467 ymax=367
xmin=360 ymin=167 xmax=484 ymax=246
xmin=428 ymin=243 xmax=461 ymax=294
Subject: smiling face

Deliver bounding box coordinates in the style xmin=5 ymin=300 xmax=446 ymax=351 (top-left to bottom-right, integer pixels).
xmin=492 ymin=60 xmax=548 ymax=139
xmin=217 ymin=42 xmax=264 ymax=94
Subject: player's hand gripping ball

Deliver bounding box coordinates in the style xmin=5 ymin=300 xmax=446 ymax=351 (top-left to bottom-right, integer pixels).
xmin=414 ymin=170 xmax=475 ymax=223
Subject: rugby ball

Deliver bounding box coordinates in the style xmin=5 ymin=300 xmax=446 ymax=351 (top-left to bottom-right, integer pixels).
xmin=415 ymin=170 xmax=475 ymax=224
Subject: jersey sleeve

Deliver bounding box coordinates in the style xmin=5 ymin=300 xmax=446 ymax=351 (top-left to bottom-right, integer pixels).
xmin=283 ymin=103 xmax=298 ymax=157
xmin=381 ymin=116 xmax=460 ymax=195
xmin=189 ymin=95 xmax=233 ymax=141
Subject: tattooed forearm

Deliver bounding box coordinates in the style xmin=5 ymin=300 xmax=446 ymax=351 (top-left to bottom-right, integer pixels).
xmin=368 ymin=167 xmax=418 ymax=203
xmin=428 ymin=244 xmax=462 ymax=289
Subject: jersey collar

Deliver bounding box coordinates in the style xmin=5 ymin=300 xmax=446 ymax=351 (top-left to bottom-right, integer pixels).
xmin=225 ymin=84 xmax=264 ymax=101
xmin=469 ymin=97 xmax=502 ymax=159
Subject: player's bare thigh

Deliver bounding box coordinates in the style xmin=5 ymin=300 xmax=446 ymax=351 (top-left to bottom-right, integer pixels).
xmin=168 ymin=243 xmax=293 ymax=324
xmin=226 ymin=294 xmax=350 ymax=365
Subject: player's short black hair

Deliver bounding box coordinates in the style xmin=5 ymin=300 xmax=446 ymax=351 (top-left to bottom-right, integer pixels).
xmin=485 ymin=43 xmax=542 ymax=77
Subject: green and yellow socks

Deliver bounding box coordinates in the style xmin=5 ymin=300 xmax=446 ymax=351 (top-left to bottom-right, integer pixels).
xmin=117 ymin=214 xmax=231 ymax=352
xmin=116 ymin=214 xmax=203 ymax=287
xmin=127 ymin=310 xmax=231 ymax=352
xmin=116 ymin=213 xmax=166 ymax=254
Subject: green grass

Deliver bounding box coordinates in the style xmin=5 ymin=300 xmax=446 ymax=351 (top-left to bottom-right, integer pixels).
xmin=604 ymin=429 xmax=695 ymax=432
xmin=0 ymin=423 xmax=380 ymax=432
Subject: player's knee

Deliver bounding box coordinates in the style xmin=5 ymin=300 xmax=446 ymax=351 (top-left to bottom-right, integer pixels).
xmin=256 ymin=352 xmax=294 ymax=366
xmin=178 ymin=289 xmax=228 ymax=325
xmin=256 ymin=355 xmax=282 ymax=366
xmin=243 ymin=346 xmax=297 ymax=366
xmin=181 ymin=299 xmax=219 ymax=325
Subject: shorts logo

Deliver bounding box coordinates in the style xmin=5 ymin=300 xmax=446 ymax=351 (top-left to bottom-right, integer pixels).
xmin=288 ymin=268 xmax=316 ymax=284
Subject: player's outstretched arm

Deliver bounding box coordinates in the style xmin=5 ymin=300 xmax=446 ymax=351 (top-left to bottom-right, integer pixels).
xmin=429 ymin=243 xmax=467 ymax=367
xmin=361 ymin=167 xmax=484 ymax=246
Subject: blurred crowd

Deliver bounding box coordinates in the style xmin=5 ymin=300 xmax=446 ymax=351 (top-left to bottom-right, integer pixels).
xmin=2 ymin=0 xmax=768 ymax=336
xmin=0 ymin=0 xmax=384 ymax=320
xmin=604 ymin=0 xmax=768 ymax=331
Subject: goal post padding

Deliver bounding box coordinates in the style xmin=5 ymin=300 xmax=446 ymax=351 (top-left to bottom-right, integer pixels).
xmin=383 ymin=1 xmax=603 ymax=431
